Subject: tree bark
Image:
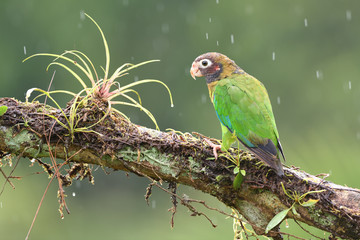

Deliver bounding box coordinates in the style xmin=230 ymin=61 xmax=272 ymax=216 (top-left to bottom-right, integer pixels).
xmin=0 ymin=97 xmax=359 ymax=239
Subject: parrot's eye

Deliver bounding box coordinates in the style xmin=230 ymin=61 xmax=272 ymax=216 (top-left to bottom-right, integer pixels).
xmin=199 ymin=59 xmax=212 ymax=68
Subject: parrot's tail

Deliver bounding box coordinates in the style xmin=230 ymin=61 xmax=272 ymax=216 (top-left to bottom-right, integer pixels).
xmin=249 ymin=147 xmax=284 ymax=176
xmin=237 ymin=137 xmax=285 ymax=176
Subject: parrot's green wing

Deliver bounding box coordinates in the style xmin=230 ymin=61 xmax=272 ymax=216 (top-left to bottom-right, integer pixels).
xmin=213 ymin=74 xmax=284 ymax=174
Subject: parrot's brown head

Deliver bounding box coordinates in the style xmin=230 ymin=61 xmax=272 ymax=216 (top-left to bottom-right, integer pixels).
xmin=190 ymin=52 xmax=243 ymax=84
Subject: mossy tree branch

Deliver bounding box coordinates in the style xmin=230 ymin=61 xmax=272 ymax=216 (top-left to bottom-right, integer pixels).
xmin=0 ymin=97 xmax=359 ymax=239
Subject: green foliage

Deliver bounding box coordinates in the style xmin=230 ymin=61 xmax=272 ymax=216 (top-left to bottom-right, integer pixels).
xmin=0 ymin=106 xmax=8 ymax=116
xmin=23 ymin=13 xmax=173 ymax=133
xmin=265 ymin=183 xmax=325 ymax=233
xmin=265 ymin=208 xmax=290 ymax=234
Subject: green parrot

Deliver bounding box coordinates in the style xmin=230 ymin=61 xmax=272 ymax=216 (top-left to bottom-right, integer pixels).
xmin=190 ymin=52 xmax=285 ymax=176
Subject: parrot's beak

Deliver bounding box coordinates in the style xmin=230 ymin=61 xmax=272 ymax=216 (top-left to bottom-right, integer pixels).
xmin=190 ymin=62 xmax=201 ymax=80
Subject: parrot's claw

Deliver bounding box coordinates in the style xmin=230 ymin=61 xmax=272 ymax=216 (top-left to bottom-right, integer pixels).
xmin=204 ymin=138 xmax=222 ymax=159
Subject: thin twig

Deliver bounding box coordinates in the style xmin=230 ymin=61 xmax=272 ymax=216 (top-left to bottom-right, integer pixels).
xmin=0 ymin=150 xmax=23 ymax=196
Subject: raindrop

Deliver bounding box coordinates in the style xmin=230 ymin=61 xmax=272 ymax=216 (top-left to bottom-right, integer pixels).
xmin=245 ymin=5 xmax=254 ymax=15
xmin=186 ymin=13 xmax=197 ymax=24
xmin=272 ymin=52 xmax=275 ymax=61
xmin=30 ymin=158 xmax=35 ymax=163
xmin=171 ymin=103 xmax=174 ymax=108
xmin=277 ymin=96 xmax=280 ymax=105
xmin=346 ymin=10 xmax=352 ymax=21
xmin=230 ymin=34 xmax=234 ymax=44
xmin=80 ymin=10 xmax=85 ymax=20
xmin=348 ymin=81 xmax=352 ymax=90
xmin=151 ymin=200 xmax=156 ymax=209
xmin=156 ymin=3 xmax=164 ymax=12
xmin=23 ymin=46 xmax=27 ymax=55
xmin=201 ymin=94 xmax=207 ymax=103
xmin=131 ymin=56 xmax=135 ymax=61
xmin=205 ymin=32 xmax=209 ymax=40
xmin=209 ymin=17 xmax=212 ymax=23
xmin=122 ymin=0 xmax=129 ymax=6
xmin=356 ymin=132 xmax=360 ymax=140
xmin=72 ymin=192 xmax=76 ymax=197
xmin=161 ymin=23 xmax=169 ymax=33
xmin=134 ymin=76 xmax=139 ymax=82
xmin=0 ymin=202 xmax=2 ymax=208
xmin=216 ymin=40 xmax=219 ymax=46
xmin=316 ymin=70 xmax=323 ymax=80
xmin=216 ymin=0 xmax=219 ymax=4
xmin=304 ymin=18 xmax=308 ymax=27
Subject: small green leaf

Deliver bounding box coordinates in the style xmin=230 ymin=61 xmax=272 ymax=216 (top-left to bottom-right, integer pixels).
xmin=0 ymin=106 xmax=8 ymax=116
xmin=291 ymin=206 xmax=299 ymax=216
xmin=233 ymin=172 xmax=244 ymax=190
xmin=233 ymin=166 xmax=239 ymax=174
xmin=265 ymin=208 xmax=290 ymax=234
xmin=301 ymin=198 xmax=319 ymax=207
xmin=240 ymin=169 xmax=246 ymax=176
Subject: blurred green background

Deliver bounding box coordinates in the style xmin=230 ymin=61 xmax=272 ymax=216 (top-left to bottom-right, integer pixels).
xmin=1 ymin=0 xmax=359 ymax=239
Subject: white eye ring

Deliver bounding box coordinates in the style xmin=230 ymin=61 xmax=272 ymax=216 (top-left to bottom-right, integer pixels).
xmin=199 ymin=59 xmax=212 ymax=68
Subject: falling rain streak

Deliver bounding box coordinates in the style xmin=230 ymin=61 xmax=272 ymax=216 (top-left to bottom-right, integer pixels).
xmin=316 ymin=70 xmax=323 ymax=80
xmin=230 ymin=34 xmax=234 ymax=44
xmin=346 ymin=10 xmax=352 ymax=21
xmin=206 ymin=33 xmax=209 ymax=40
xmin=72 ymin=192 xmax=76 ymax=197
xmin=277 ymin=96 xmax=280 ymax=105
xmin=304 ymin=18 xmax=308 ymax=27
xmin=216 ymin=41 xmax=219 ymax=46
xmin=216 ymin=0 xmax=219 ymax=4
xmin=349 ymin=81 xmax=352 ymax=90
xmin=272 ymin=52 xmax=275 ymax=61
xmin=23 ymin=46 xmax=27 ymax=55
xmin=80 ymin=10 xmax=85 ymax=20
xmin=209 ymin=17 xmax=212 ymax=23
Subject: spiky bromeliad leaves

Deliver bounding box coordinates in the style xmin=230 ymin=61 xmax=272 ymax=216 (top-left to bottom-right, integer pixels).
xmin=190 ymin=52 xmax=285 ymax=176
xmin=23 ymin=13 xmax=173 ymax=134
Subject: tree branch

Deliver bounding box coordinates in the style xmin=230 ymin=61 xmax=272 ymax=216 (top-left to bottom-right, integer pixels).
xmin=0 ymin=97 xmax=359 ymax=239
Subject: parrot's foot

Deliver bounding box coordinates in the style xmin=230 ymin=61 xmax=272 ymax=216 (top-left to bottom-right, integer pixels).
xmin=204 ymin=138 xmax=222 ymax=159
